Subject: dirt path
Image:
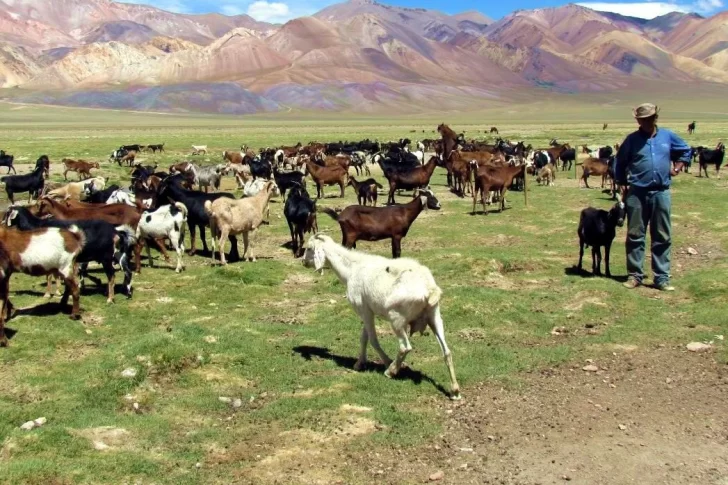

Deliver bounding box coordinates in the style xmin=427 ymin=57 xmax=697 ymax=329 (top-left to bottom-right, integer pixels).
xmin=330 ymin=347 xmax=728 ymax=485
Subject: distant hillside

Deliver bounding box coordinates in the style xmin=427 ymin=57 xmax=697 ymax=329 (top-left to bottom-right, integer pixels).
xmin=0 ymin=0 xmax=726 ymax=114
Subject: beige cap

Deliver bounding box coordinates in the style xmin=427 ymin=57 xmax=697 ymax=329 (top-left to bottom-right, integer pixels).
xmin=633 ymin=103 xmax=659 ymax=119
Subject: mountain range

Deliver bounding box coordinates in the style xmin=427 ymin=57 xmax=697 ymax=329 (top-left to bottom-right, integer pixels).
xmin=0 ymin=0 xmax=726 ymax=113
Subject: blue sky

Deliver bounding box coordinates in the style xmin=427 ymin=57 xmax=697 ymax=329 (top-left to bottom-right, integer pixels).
xmin=130 ymin=0 xmax=725 ymax=23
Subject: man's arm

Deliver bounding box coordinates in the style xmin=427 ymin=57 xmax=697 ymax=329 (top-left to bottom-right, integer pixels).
xmin=669 ymin=130 xmax=691 ymax=176
xmin=615 ymin=137 xmax=629 ymax=186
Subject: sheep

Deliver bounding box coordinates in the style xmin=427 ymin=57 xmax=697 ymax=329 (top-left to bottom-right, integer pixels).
xmin=0 ymin=224 xmax=85 ymax=346
xmin=46 ymin=177 xmax=105 ymax=201
xmin=577 ymin=202 xmax=626 ymax=278
xmin=301 ymin=234 xmax=461 ymax=400
xmin=135 ymin=203 xmax=188 ymax=273
xmin=204 ymin=181 xmax=280 ymax=265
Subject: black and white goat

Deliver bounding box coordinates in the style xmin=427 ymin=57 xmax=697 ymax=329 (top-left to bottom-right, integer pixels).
xmin=135 ymin=202 xmax=188 ymax=273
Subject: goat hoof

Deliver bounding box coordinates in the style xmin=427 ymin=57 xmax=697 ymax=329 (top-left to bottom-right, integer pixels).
xmin=353 ymin=360 xmax=366 ymax=371
xmin=69 ymin=314 xmax=81 ymax=321
xmin=450 ymin=391 xmax=462 ymax=401
xmin=43 ymin=293 xmax=52 ymax=299
xmin=106 ymin=298 xmax=114 ymax=304
xmin=0 ymin=338 xmax=7 ymax=348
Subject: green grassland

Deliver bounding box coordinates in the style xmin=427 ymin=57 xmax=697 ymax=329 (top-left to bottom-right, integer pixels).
xmin=0 ymin=100 xmax=727 ymax=484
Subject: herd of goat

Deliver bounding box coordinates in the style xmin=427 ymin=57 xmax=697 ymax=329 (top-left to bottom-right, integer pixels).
xmin=0 ymin=124 xmax=723 ymax=398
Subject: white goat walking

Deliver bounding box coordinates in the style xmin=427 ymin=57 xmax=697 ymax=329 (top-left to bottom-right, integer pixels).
xmin=302 ymin=234 xmax=461 ymax=400
xmin=135 ymin=202 xmax=188 ymax=273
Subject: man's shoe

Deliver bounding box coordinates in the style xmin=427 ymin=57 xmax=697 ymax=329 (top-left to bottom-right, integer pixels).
xmin=656 ymin=283 xmax=675 ymax=292
xmin=623 ymin=277 xmax=641 ymax=289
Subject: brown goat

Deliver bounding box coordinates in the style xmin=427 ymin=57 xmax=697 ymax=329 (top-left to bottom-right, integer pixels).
xmin=580 ymin=157 xmax=610 ymax=189
xmin=223 ymin=150 xmax=244 ymax=165
xmin=323 ymin=188 xmax=441 ymax=258
xmin=35 ymin=198 xmax=141 ymax=228
xmin=0 ymin=225 xmax=84 ymax=345
xmin=305 ymin=160 xmax=347 ymax=198
xmin=472 ymin=163 xmax=527 ymax=215
xmin=62 ymin=159 xmax=99 ymax=181
xmin=348 ymin=177 xmax=382 ymax=206
xmin=445 ymin=152 xmax=473 ymax=197
xmin=118 ymin=151 xmax=137 ymax=167
xmin=383 ymin=156 xmax=438 ymax=204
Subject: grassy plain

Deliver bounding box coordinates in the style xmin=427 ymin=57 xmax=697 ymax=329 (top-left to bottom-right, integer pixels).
xmin=0 ymin=100 xmax=727 ymax=484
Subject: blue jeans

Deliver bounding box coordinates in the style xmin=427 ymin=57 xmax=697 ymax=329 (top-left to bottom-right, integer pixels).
xmin=625 ymin=188 xmax=672 ymax=286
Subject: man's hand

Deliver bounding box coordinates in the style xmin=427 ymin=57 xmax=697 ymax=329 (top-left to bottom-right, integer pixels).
xmin=671 ymin=162 xmax=685 ymax=176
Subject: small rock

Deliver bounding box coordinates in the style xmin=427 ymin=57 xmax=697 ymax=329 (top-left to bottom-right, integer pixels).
xmin=133 ymin=403 xmax=142 ymax=414
xmin=562 ymin=475 xmax=572 ymax=481
xmin=551 ymin=326 xmax=568 ymax=336
xmin=665 ymin=377 xmax=673 ymax=384
xmin=434 ymin=444 xmax=441 ymax=450
xmin=93 ymin=440 xmax=110 ymax=451
xmin=487 ymin=435 xmax=496 ymax=441
xmin=686 ymin=342 xmax=712 ymax=352
xmin=204 ymin=336 xmax=218 ymax=344
xmin=232 ymin=399 xmax=243 ymax=409
xmin=687 ymin=247 xmax=698 ymax=256
xmin=429 ymin=470 xmax=445 ymax=481
xmin=715 ymin=335 xmax=724 ymax=341
xmin=121 ymin=368 xmax=138 ymax=379
xmin=618 ymin=424 xmax=627 ymax=431
xmin=329 ymin=299 xmax=337 ymax=304
xmin=85 ymin=329 xmax=93 ymax=335
xmin=459 ymin=447 xmax=473 ymax=453
xmin=195 ymin=462 xmax=202 ymax=469
xmin=218 ymin=397 xmax=232 ymax=404
xmin=582 ymin=365 xmax=599 ymax=372
xmin=458 ymin=463 xmax=468 ymax=470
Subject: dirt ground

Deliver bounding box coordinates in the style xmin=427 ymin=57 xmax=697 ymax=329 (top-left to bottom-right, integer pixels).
xmin=242 ymin=347 xmax=728 ymax=485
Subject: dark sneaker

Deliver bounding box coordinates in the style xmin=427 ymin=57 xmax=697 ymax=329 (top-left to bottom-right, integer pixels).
xmin=623 ymin=277 xmax=641 ymax=289
xmin=656 ymin=283 xmax=675 ymax=292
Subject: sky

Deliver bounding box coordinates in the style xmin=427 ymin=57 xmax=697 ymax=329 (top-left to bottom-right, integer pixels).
xmin=125 ymin=0 xmax=725 ymax=24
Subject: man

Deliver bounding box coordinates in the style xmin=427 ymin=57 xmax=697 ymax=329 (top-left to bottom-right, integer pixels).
xmin=614 ymin=103 xmax=691 ymax=291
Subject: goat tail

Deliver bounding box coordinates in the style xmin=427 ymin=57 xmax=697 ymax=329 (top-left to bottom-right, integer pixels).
xmin=322 ymin=207 xmax=340 ymax=222
xmin=67 ymin=224 xmax=87 ymax=254
xmin=203 ymin=200 xmax=213 ymax=217
xmin=173 ymin=201 xmax=188 ymax=219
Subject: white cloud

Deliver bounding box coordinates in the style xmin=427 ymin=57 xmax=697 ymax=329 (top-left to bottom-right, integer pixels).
xmin=577 ymin=0 xmax=724 ymax=18
xmin=218 ymin=1 xmax=317 ymax=22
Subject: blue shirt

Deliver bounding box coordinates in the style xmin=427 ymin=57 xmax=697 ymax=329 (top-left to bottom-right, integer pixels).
xmin=615 ymin=127 xmax=691 ymax=189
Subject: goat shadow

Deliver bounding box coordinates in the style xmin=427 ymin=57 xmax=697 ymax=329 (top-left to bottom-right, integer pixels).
xmin=0 ymin=327 xmax=17 ymax=342
xmin=292 ymin=345 xmax=451 ymax=399
xmin=564 ymin=266 xmax=628 ymax=282
xmin=10 ymin=302 xmax=73 ymax=319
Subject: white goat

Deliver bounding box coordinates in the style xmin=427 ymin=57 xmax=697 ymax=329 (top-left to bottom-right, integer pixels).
xmin=302 ymin=234 xmax=461 ymax=400
xmin=243 ymin=178 xmax=267 ymax=198
xmin=135 ymin=202 xmax=188 ymax=273
xmin=106 ymin=190 xmax=137 ymax=207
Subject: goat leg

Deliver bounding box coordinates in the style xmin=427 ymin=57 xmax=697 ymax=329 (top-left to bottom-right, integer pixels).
xmin=103 ymin=262 xmax=115 ymax=304
xmin=187 ymin=222 xmax=198 ymax=255
xmin=0 ymin=277 xmax=8 ymax=347
xmin=428 ymin=306 xmax=461 ymax=400
xmin=578 ymin=240 xmax=585 ymax=271
xmin=386 ymin=326 xmax=412 ymax=378
xmin=604 ymin=242 xmax=612 ymax=278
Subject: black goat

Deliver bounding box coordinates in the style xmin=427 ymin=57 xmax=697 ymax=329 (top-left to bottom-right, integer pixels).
xmin=560 ymin=148 xmax=576 ymax=171
xmin=284 ymin=184 xmax=318 ymax=257
xmin=3 ymin=206 xmax=136 ymax=301
xmin=84 ymin=183 xmax=121 ymax=204
xmin=577 ymin=202 xmax=626 ymax=278
xmin=158 ymin=174 xmax=239 ymax=258
xmin=0 ymin=150 xmax=16 ymax=174
xmin=697 ymin=142 xmax=725 ymax=178
xmin=250 ymin=157 xmax=272 ymax=180
xmin=273 ymin=166 xmax=306 ymax=201
xmin=1 ymin=158 xmax=46 ymax=203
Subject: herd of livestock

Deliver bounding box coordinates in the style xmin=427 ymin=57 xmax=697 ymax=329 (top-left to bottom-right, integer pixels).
xmin=0 ymin=123 xmax=724 ymax=396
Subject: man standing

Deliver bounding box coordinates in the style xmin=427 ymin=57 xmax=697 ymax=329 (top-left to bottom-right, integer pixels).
xmin=615 ymin=103 xmax=691 ymax=291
